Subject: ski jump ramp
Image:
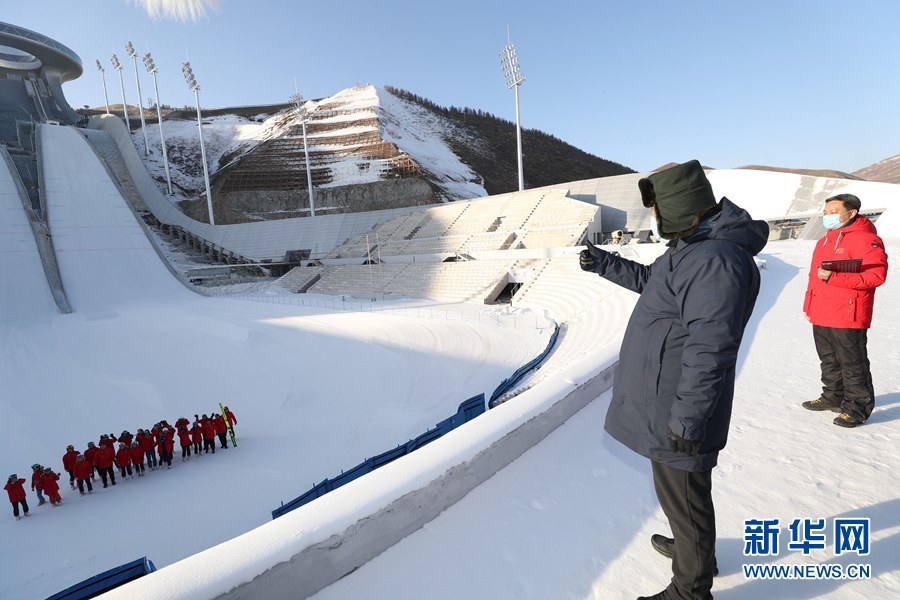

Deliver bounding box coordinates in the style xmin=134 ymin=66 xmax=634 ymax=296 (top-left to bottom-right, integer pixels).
xmin=40 ymin=124 xmax=195 ymax=312
xmin=0 ymin=146 xmax=58 ymax=322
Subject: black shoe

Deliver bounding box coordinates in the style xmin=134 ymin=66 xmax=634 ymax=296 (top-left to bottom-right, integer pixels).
xmin=637 ymin=591 xmax=671 ymax=600
xmin=834 ymin=412 xmax=865 ymax=428
xmin=650 ymin=534 xmax=720 ymax=577
xmin=802 ymin=398 xmax=842 ymax=412
xmin=651 ymin=534 xmax=674 ymax=558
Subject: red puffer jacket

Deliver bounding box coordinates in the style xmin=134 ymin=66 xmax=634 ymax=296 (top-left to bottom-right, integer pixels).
xmin=40 ymin=472 xmax=60 ymax=495
xmin=73 ymin=459 xmax=92 ymax=480
xmin=115 ymin=447 xmax=132 ymax=467
xmin=5 ymin=478 xmax=27 ymax=502
xmin=95 ymin=445 xmax=115 ymax=469
xmin=62 ymin=449 xmax=79 ymax=472
xmin=804 ymin=216 xmax=888 ymax=329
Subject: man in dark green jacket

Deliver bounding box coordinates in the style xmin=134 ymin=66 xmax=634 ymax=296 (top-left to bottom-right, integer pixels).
xmin=580 ymin=160 xmax=768 ymax=600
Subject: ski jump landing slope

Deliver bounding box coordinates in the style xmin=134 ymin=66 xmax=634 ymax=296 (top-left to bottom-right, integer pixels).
xmin=39 ymin=124 xmax=196 ymax=312
xmin=0 ymin=149 xmax=58 ymax=322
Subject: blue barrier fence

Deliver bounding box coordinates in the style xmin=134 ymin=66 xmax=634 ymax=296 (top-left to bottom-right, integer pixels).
xmin=47 ymin=557 xmax=156 ymax=600
xmin=489 ymin=322 xmax=560 ymax=407
xmin=272 ymin=394 xmax=486 ymax=519
xmin=272 ymin=321 xmax=561 ymax=520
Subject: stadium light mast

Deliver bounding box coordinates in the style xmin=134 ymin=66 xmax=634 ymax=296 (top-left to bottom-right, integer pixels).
xmin=143 ymin=52 xmax=173 ymax=195
xmin=290 ymin=91 xmax=316 ymax=217
xmin=110 ymin=54 xmax=131 ymax=132
xmin=499 ymin=37 xmax=525 ymax=191
xmin=95 ymin=60 xmax=111 ymax=115
xmin=182 ymin=61 xmax=215 ymax=225
xmin=126 ymin=42 xmax=150 ymax=155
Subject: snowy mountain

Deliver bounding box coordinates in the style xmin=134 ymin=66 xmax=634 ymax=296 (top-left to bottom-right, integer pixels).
xmin=130 ymin=85 xmax=633 ymax=223
xmin=853 ymin=153 xmax=900 ymax=184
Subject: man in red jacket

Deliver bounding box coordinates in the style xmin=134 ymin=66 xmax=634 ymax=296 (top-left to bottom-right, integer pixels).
xmin=40 ymin=468 xmax=62 ymax=506
xmin=73 ymin=455 xmax=94 ymax=495
xmin=31 ymin=464 xmax=46 ymax=506
xmin=62 ymin=444 xmax=79 ymax=490
xmin=115 ymin=443 xmax=133 ymax=480
xmin=5 ymin=474 xmax=29 ymax=519
xmin=95 ymin=442 xmax=117 ymax=488
xmin=802 ymin=194 xmax=889 ymax=427
xmin=83 ymin=442 xmax=99 ymax=481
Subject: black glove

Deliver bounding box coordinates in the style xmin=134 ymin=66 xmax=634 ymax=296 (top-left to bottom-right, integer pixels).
xmin=667 ymin=427 xmax=700 ymax=456
xmin=579 ymin=239 xmax=604 ymax=272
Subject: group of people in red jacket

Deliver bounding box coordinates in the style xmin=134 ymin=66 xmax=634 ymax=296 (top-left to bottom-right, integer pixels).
xmin=5 ymin=407 xmax=236 ymax=520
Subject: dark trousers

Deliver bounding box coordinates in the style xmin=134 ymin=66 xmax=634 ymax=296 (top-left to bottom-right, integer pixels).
xmin=98 ymin=467 xmax=115 ymax=486
xmin=652 ymin=461 xmax=716 ymax=600
xmin=11 ymin=499 xmax=29 ymax=517
xmin=181 ymin=445 xmax=191 ymax=459
xmin=813 ymin=325 xmax=875 ymax=421
xmin=204 ymin=438 xmax=215 ymax=454
xmin=217 ymin=432 xmax=228 ymax=449
xmin=77 ymin=478 xmax=93 ymax=493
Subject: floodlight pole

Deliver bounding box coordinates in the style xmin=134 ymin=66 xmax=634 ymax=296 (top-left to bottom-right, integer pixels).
xmin=499 ymin=40 xmax=525 ymax=191
xmin=126 ymin=42 xmax=150 ymax=155
xmin=110 ymin=54 xmax=131 ymax=132
xmin=290 ymin=92 xmax=316 ymax=217
xmin=143 ymin=52 xmax=173 ymax=195
xmin=95 ymin=60 xmax=111 ymax=115
xmin=182 ymin=61 xmax=214 ymax=225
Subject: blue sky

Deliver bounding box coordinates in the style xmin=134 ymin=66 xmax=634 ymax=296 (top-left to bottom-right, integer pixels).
xmin=4 ymin=0 xmax=899 ymax=173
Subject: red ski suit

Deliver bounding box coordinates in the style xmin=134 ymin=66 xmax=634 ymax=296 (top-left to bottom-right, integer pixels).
xmin=73 ymin=460 xmax=92 ymax=481
xmin=40 ymin=472 xmax=60 ymax=496
xmin=62 ymin=449 xmax=79 ymax=472
xmin=5 ymin=478 xmax=26 ymax=503
xmin=94 ymin=446 xmax=115 ymax=469
xmin=115 ymin=448 xmax=132 ymax=468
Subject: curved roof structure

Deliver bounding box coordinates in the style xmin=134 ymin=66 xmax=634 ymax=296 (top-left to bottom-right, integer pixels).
xmin=0 ymin=21 xmax=82 ymax=80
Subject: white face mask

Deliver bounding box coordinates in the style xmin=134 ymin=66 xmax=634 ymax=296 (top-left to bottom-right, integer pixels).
xmin=650 ymin=217 xmax=663 ymax=241
xmin=823 ymin=210 xmax=851 ymax=230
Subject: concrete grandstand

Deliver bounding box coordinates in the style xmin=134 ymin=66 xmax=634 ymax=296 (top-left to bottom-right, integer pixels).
xmin=3 ymin=20 xmax=899 ymax=600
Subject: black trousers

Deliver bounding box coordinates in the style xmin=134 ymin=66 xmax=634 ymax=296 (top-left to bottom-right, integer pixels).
xmin=77 ymin=478 xmax=93 ymax=493
xmin=651 ymin=461 xmax=715 ymax=600
xmin=813 ymin=325 xmax=875 ymax=421
xmin=217 ymin=432 xmax=228 ymax=449
xmin=11 ymin=499 xmax=29 ymax=517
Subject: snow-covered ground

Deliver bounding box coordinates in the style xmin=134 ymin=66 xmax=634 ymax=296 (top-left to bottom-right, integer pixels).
xmin=135 ymin=85 xmax=487 ymax=204
xmin=0 ymin=126 xmax=547 ymax=599
xmin=2 ymin=122 xmax=898 ymax=598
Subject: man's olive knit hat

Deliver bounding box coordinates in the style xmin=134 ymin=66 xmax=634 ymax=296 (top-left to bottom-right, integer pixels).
xmin=639 ymin=160 xmax=719 ymax=240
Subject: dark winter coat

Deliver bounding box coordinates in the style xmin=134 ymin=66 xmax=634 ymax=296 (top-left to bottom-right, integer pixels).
xmin=804 ymin=216 xmax=888 ymax=329
xmin=5 ymin=478 xmax=27 ymax=503
xmin=585 ymin=198 xmax=768 ymax=471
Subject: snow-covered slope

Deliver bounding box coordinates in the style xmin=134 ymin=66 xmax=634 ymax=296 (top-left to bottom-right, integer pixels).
xmin=134 ymin=85 xmax=487 ymax=204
